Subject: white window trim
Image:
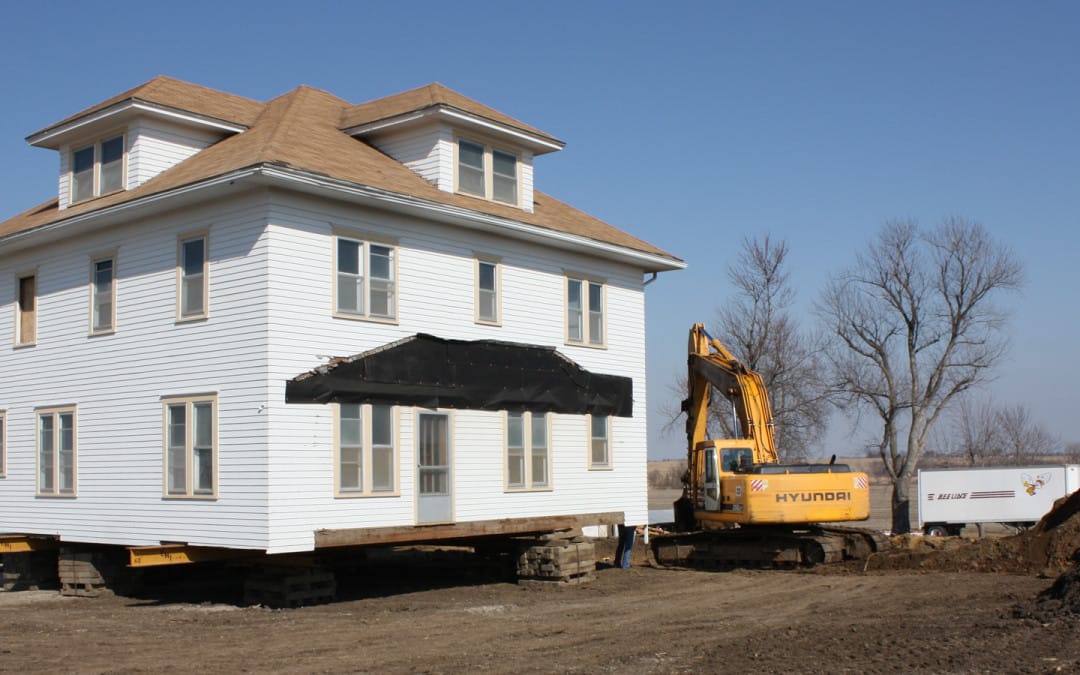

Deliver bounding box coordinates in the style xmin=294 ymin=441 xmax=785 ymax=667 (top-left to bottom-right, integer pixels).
xmin=587 ymin=414 xmax=613 ymax=471
xmin=333 ymin=403 xmax=400 ymax=498
xmin=504 ymin=411 xmax=553 ymax=492
xmin=0 ymin=410 xmax=7 ymax=479
xmin=565 ymin=276 xmax=607 ymax=348
xmin=474 ymin=256 xmax=502 ymax=326
xmin=161 ymin=394 xmax=218 ymax=499
xmin=453 ymin=136 xmax=521 ymax=206
xmin=88 ymin=251 xmax=118 ymax=336
xmin=69 ymin=132 xmax=126 ymax=204
xmin=36 ymin=405 xmax=78 ymax=497
xmin=14 ymin=269 xmax=38 ymax=348
xmin=331 ymin=228 xmax=399 ymax=324
xmin=175 ymin=231 xmax=209 ymax=322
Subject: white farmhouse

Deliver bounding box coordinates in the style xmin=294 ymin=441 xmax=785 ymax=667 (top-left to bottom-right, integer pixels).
xmin=0 ymin=77 xmax=684 ymax=561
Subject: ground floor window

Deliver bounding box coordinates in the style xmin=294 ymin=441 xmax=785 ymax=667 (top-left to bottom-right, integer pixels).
xmin=336 ymin=403 xmax=397 ymax=496
xmin=163 ymin=395 xmax=217 ymax=498
xmin=588 ymin=414 xmax=611 ymax=469
xmin=37 ymin=406 xmax=76 ymax=496
xmin=506 ymin=411 xmax=550 ymax=490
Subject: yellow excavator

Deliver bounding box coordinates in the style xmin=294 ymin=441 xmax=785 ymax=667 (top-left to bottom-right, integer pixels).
xmin=652 ymin=324 xmax=881 ymax=567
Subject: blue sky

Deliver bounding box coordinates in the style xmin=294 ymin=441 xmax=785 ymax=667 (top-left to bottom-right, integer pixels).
xmin=1 ymin=1 xmax=1077 ymax=459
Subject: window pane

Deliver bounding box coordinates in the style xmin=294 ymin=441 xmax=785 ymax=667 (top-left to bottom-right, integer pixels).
xmin=591 ymin=438 xmax=609 ymax=466
xmin=508 ymin=453 xmax=524 ymax=487
xmin=182 ymin=239 xmax=205 ymax=276
xmin=100 ymin=136 xmax=124 ymax=194
xmin=507 ymin=413 xmax=523 ymax=449
xmin=371 ymin=405 xmax=392 ymax=447
xmin=167 ymin=405 xmax=186 ymax=494
xmin=479 ymin=289 xmax=496 ymax=322
xmin=458 ymin=140 xmax=485 ymax=196
xmin=531 ymin=449 xmax=548 ymax=487
xmin=478 ymin=262 xmax=497 ymax=322
xmin=531 ymin=414 xmax=547 ymax=449
xmin=478 ymin=261 xmax=495 ymax=291
xmin=492 ymin=150 xmax=517 ymax=204
xmin=337 ymin=239 xmax=360 ymax=275
xmin=369 ymin=245 xmax=392 ymax=280
xmin=592 ymin=415 xmax=608 ymax=439
xmin=194 ymin=447 xmax=213 ymax=494
xmin=93 ymin=259 xmax=114 ymax=331
xmin=589 ymin=282 xmax=604 ymax=344
xmin=39 ymin=415 xmax=54 ymax=492
xmin=567 ymin=279 xmax=583 ymax=342
xmin=340 ymin=447 xmax=361 ymax=490
xmin=194 ymin=403 xmax=213 ymax=449
xmin=339 ymin=404 xmax=362 ymax=447
xmin=72 ymin=146 xmax=95 ymax=202
xmin=369 ymin=279 xmax=394 ymax=318
xmin=372 ymin=446 xmax=393 ymax=492
xmin=337 ymin=273 xmax=362 ymax=314
xmin=181 ymin=275 xmax=204 ymax=316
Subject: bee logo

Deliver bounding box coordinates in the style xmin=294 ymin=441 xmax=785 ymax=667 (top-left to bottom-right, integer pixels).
xmin=1021 ymin=473 xmax=1052 ymax=496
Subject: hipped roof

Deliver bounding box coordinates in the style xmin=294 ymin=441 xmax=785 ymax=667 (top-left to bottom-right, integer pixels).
xmin=2 ymin=77 xmax=681 ymax=268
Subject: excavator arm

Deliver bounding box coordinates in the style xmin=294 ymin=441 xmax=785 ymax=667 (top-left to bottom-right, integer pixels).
xmin=685 ymin=323 xmax=778 ymax=465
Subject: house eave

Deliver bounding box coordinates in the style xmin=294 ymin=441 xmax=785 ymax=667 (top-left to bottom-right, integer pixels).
xmin=344 ymin=105 xmax=566 ymax=155
xmin=27 ymin=99 xmax=248 ymax=149
xmin=0 ymin=164 xmax=686 ymax=273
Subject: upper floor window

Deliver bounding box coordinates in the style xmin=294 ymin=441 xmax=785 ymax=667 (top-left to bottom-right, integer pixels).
xmin=177 ymin=234 xmax=208 ymax=321
xmin=15 ymin=274 xmax=36 ymax=347
xmin=566 ymin=277 xmax=605 ymax=347
xmin=336 ymin=403 xmax=397 ymax=496
xmin=475 ymin=258 xmax=500 ymax=325
xmin=506 ymin=411 xmax=550 ymax=490
xmin=72 ymin=134 xmax=124 ymax=203
xmin=456 ymin=139 xmax=518 ymax=205
xmin=90 ymin=255 xmax=116 ymax=334
xmin=38 ymin=406 xmax=77 ymax=496
xmin=335 ymin=236 xmax=396 ymax=321
xmin=588 ymin=414 xmax=611 ymax=470
xmin=164 ymin=395 xmax=216 ymax=498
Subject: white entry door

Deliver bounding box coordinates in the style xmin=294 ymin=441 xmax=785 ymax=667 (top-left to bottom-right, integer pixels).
xmin=417 ymin=412 xmax=452 ymax=524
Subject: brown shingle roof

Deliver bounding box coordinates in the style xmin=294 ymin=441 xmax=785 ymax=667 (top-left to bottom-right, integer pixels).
xmin=3 ymin=78 xmax=679 ymax=265
xmin=339 ymin=82 xmax=562 ymax=147
xmin=29 ymin=76 xmax=264 ymax=142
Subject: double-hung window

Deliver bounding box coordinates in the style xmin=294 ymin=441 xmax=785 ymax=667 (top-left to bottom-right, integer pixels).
xmin=177 ymin=234 xmax=208 ymax=320
xmin=90 ymin=255 xmax=116 ymax=334
xmin=506 ymin=411 xmax=550 ymax=490
xmin=164 ymin=395 xmax=216 ymax=498
xmin=589 ymin=415 xmax=611 ymax=469
xmin=476 ymin=258 xmax=500 ymax=324
xmin=566 ymin=277 xmax=605 ymax=346
xmin=456 ymin=139 xmax=518 ymax=205
xmin=336 ymin=403 xmax=397 ymax=496
xmin=37 ymin=406 xmax=76 ymax=496
xmin=335 ymin=236 xmax=397 ymax=321
xmin=71 ymin=134 xmax=124 ymax=203
xmin=15 ymin=273 xmax=36 ymax=346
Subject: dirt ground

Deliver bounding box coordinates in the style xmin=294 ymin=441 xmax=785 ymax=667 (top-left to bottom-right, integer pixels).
xmin=3 ymin=491 xmax=1080 ymax=673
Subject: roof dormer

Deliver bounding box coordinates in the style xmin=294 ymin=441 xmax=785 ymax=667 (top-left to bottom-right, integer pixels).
xmin=340 ymin=83 xmax=564 ymax=214
xmin=26 ymin=76 xmax=263 ymax=210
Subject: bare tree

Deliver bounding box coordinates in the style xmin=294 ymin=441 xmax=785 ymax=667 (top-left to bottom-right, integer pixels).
xmin=711 ymin=235 xmax=828 ymax=461
xmin=818 ymin=218 xmax=1023 ymax=533
xmin=950 ymin=396 xmax=1002 ymax=465
xmin=996 ymin=403 xmax=1061 ymax=461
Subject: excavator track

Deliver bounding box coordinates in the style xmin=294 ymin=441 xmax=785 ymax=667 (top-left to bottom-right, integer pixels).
xmin=649 ymin=525 xmax=887 ymax=570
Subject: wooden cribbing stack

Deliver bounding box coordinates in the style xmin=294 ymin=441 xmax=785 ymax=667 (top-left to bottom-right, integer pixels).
xmin=515 ymin=534 xmax=596 ymax=585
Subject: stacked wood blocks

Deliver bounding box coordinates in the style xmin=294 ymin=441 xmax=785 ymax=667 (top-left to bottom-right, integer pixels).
xmin=516 ymin=535 xmax=596 ymax=585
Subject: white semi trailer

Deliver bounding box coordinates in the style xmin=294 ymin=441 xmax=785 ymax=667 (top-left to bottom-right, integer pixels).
xmin=917 ymin=465 xmax=1080 ymax=536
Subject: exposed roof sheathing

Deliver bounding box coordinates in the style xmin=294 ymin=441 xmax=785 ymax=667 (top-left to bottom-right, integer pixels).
xmin=3 ymin=77 xmax=680 ymax=266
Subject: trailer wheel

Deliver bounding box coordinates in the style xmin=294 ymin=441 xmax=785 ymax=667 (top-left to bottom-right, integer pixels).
xmin=924 ymin=524 xmax=949 ymax=537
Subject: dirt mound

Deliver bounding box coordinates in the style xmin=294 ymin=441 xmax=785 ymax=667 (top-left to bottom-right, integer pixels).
xmin=1013 ymin=565 xmax=1080 ymax=623
xmin=865 ymin=489 xmax=1080 ymax=575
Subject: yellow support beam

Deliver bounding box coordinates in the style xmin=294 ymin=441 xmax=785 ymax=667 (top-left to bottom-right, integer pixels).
xmin=0 ymin=535 xmax=59 ymax=554
xmin=128 ymin=545 xmax=259 ymax=568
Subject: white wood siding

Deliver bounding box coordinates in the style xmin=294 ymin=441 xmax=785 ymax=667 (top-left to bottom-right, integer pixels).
xmin=0 ymin=192 xmax=272 ymax=549
xmin=264 ymin=193 xmax=647 ymax=552
xmin=366 ymin=126 xmax=453 ymax=191
xmin=127 ymin=119 xmax=223 ymax=189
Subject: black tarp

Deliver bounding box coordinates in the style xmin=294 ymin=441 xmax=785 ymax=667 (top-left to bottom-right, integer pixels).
xmin=285 ymin=333 xmax=633 ymax=417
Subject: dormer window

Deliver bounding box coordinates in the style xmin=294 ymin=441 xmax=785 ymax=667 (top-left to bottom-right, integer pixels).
xmin=456 ymin=139 xmax=518 ymax=205
xmin=71 ymin=134 xmax=124 ymax=203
